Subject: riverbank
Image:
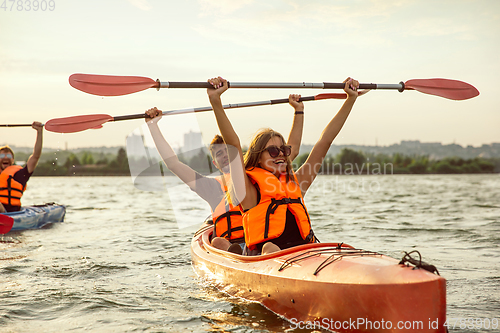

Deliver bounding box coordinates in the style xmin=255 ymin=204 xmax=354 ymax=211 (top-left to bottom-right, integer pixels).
xmin=28 ymin=147 xmax=500 ymax=176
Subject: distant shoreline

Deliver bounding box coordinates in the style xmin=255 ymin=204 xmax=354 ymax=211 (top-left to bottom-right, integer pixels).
xmin=9 ymin=140 xmax=500 ymax=160
xmin=16 ymin=143 xmax=498 ymax=177
xmin=32 ymin=171 xmax=498 ymax=177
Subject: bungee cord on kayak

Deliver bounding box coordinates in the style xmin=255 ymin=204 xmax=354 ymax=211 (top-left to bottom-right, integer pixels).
xmin=278 ymin=246 xmax=442 ymax=276
xmin=399 ymin=250 xmax=440 ymax=275
xmin=277 ymin=246 xmax=383 ymax=275
xmin=314 ymin=250 xmax=385 ymax=276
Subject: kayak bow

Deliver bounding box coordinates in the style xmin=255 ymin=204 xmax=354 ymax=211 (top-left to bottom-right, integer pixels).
xmin=191 ymin=224 xmax=446 ymax=332
xmin=4 ymin=203 xmax=66 ymax=231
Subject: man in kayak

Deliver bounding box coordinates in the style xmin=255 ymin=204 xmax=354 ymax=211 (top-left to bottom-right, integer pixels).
xmin=207 ymin=76 xmax=359 ymax=255
xmin=144 ymin=114 xmax=244 ymax=253
xmin=144 ymin=96 xmax=305 ymax=254
xmin=0 ymin=121 xmax=44 ymax=213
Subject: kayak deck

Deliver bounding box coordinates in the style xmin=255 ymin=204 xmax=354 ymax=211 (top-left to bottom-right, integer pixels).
xmin=6 ymin=203 xmax=66 ymax=231
xmin=191 ymin=224 xmax=446 ymax=332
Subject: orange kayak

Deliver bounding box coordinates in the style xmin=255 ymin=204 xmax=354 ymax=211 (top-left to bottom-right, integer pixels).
xmin=191 ymin=224 xmax=446 ymax=332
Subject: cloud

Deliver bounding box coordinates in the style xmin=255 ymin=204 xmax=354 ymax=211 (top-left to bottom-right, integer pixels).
xmin=408 ymin=18 xmax=473 ymax=38
xmin=192 ymin=0 xmax=491 ymax=50
xmin=191 ymin=0 xmax=404 ymax=50
xmin=128 ymin=0 xmax=152 ymax=11
xmin=198 ymin=0 xmax=254 ymax=16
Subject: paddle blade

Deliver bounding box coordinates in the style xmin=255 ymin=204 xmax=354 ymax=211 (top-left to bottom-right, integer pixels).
xmin=405 ymin=79 xmax=479 ymax=100
xmin=314 ymin=93 xmax=348 ymax=100
xmin=45 ymin=114 xmax=113 ymax=133
xmin=0 ymin=215 xmax=14 ymax=234
xmin=314 ymin=90 xmax=370 ymax=100
xmin=69 ymin=74 xmax=158 ymax=96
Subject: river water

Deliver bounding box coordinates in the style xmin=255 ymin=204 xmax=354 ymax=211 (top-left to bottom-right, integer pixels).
xmin=1 ymin=174 xmax=499 ymax=332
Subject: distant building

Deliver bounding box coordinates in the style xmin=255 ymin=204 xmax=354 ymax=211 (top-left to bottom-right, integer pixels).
xmin=183 ymin=131 xmax=203 ymax=159
xmin=400 ymin=140 xmax=421 ymax=148
xmin=126 ymin=133 xmax=147 ymax=158
xmin=184 ymin=131 xmax=202 ymax=151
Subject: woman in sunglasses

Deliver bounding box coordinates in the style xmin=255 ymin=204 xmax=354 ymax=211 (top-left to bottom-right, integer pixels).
xmin=207 ymin=76 xmax=359 ymax=255
xmin=0 ymin=121 xmax=44 ymax=213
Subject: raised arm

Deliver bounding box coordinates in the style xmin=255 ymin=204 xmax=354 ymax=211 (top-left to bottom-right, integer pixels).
xmin=26 ymin=122 xmax=43 ymax=174
xmin=286 ymin=94 xmax=304 ymax=161
xmin=207 ymin=78 xmax=241 ymax=152
xmin=145 ymin=108 xmax=198 ymax=190
xmin=295 ymin=77 xmax=359 ymax=195
xmin=207 ymin=77 xmax=257 ymax=209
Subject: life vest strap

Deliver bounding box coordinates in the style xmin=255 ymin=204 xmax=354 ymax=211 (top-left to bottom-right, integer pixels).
xmin=0 ymin=194 xmax=22 ymax=199
xmin=264 ymin=198 xmax=302 ymax=239
xmin=0 ymin=166 xmax=25 ymax=207
xmin=0 ymin=187 xmax=23 ymax=193
xmin=214 ymin=210 xmax=243 ymax=239
xmin=304 ymin=229 xmax=318 ymax=243
xmin=219 ymin=226 xmax=244 ymax=239
xmin=7 ymin=176 xmax=13 ymax=206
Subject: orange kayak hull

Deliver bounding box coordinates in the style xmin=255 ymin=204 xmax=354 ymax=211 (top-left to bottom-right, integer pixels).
xmin=191 ymin=225 xmax=446 ymax=332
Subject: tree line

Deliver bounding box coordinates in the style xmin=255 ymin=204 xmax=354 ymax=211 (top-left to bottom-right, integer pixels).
xmin=293 ymin=148 xmax=498 ymax=175
xmin=33 ymin=148 xmax=129 ymax=176
xmin=31 ymin=147 xmax=498 ymax=177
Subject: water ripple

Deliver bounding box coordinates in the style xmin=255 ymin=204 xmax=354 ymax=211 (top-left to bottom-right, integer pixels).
xmin=0 ymin=175 xmax=498 ymax=332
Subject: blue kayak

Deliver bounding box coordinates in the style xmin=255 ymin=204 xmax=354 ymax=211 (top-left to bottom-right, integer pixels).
xmin=4 ymin=203 xmax=66 ymax=231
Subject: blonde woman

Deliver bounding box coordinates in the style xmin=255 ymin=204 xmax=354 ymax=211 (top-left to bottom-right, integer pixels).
xmin=207 ymin=76 xmax=359 ymax=255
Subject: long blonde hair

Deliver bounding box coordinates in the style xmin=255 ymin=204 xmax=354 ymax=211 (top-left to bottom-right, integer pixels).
xmin=243 ymin=128 xmax=294 ymax=182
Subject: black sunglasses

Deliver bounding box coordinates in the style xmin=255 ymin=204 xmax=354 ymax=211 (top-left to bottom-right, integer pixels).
xmin=264 ymin=145 xmax=292 ymax=158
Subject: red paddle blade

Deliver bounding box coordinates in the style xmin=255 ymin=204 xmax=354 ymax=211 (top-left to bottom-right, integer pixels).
xmin=45 ymin=114 xmax=113 ymax=133
xmin=69 ymin=74 xmax=158 ymax=96
xmin=0 ymin=215 xmax=14 ymax=234
xmin=314 ymin=90 xmax=370 ymax=100
xmin=315 ymin=93 xmax=348 ymax=100
xmin=405 ymin=78 xmax=479 ymax=100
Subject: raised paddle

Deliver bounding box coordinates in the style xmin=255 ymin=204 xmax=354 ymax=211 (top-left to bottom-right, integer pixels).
xmin=0 ymin=122 xmax=45 ymax=130
xmin=44 ymin=92 xmax=368 ymax=133
xmin=0 ymin=215 xmax=14 ymax=234
xmin=0 ymin=124 xmax=36 ymax=127
xmin=0 ymin=124 xmax=45 ymax=128
xmin=69 ymin=73 xmax=479 ymax=100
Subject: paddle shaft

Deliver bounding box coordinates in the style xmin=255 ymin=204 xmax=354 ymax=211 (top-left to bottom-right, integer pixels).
xmin=70 ymin=74 xmax=478 ymax=100
xmin=0 ymin=124 xmax=42 ymax=127
xmin=113 ymin=95 xmax=321 ymax=122
xmin=158 ymin=81 xmax=405 ymax=91
xmin=43 ymin=92 xmax=355 ymax=133
xmin=4 ymin=97 xmax=310 ymax=128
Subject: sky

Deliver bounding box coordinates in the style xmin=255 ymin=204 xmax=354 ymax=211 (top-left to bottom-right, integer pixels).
xmin=1 ymin=0 xmax=499 ymax=150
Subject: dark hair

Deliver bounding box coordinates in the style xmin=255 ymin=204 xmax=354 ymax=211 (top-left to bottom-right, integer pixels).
xmin=208 ymin=134 xmax=224 ymax=158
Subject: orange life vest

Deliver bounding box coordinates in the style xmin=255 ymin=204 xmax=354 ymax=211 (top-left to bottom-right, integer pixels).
xmin=243 ymin=167 xmax=314 ymax=249
xmin=211 ymin=175 xmax=244 ymax=242
xmin=0 ymin=165 xmax=25 ymax=207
